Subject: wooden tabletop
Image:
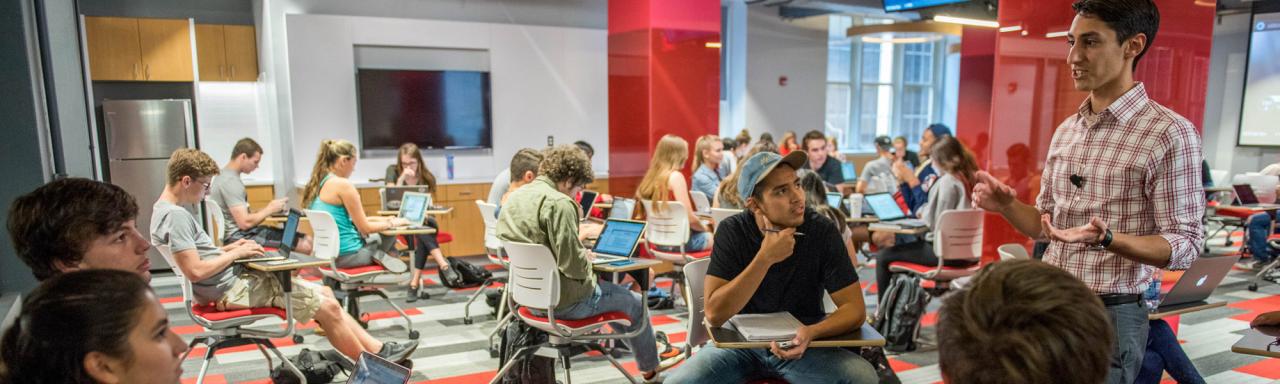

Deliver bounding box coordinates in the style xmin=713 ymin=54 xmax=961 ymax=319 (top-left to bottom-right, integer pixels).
xmin=594 ymin=203 xmax=613 ymax=209
xmin=246 ymin=254 xmax=329 ymax=272
xmin=376 ymin=208 xmax=454 ymax=216
xmin=381 ymin=227 xmax=439 ymax=236
xmin=1148 ymin=301 xmax=1226 ymax=320
xmin=591 ymin=257 xmax=663 ymax=273
xmin=1232 ymin=326 xmax=1280 ymax=358
xmin=709 ymin=323 xmax=885 ymax=349
xmin=1205 ymin=186 xmax=1234 ymax=193
xmin=846 ymin=216 xmax=880 ymax=224
xmin=867 ymin=223 xmax=929 ymax=235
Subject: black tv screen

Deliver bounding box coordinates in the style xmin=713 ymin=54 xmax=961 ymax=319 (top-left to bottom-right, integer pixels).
xmin=356 ymin=69 xmax=493 ymax=150
xmin=883 ymin=0 xmax=968 ymax=12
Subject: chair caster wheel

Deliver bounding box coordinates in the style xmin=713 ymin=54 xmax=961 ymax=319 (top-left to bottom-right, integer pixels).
xmin=489 ymin=347 xmax=500 ymax=358
xmin=464 ymin=318 xmax=473 ymax=325
xmin=1249 ymin=283 xmax=1259 ymax=292
xmin=292 ymin=335 xmax=304 ymax=344
xmin=408 ymin=330 xmax=420 ymax=339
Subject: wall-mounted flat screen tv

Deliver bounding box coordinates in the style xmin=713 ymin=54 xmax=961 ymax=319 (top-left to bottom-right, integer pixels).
xmin=883 ymin=0 xmax=969 ymax=12
xmin=356 ymin=69 xmax=493 ymax=150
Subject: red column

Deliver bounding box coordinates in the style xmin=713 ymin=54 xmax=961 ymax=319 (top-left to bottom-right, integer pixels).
xmin=608 ymin=0 xmax=721 ymax=197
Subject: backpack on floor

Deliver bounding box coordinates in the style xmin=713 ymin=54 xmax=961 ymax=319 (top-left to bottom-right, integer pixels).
xmin=441 ymin=258 xmax=487 ymax=288
xmin=270 ymin=348 xmax=347 ymax=384
xmin=873 ymin=273 xmax=930 ymax=353
xmin=497 ymin=316 xmax=555 ymax=384
xmin=453 ymin=257 xmax=493 ymax=285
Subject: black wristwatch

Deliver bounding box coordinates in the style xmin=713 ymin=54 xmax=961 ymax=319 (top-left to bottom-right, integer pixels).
xmin=1098 ymin=228 xmax=1114 ymax=249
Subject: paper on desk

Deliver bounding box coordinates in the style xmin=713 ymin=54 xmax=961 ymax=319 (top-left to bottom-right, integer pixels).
xmin=727 ymin=312 xmax=803 ymax=341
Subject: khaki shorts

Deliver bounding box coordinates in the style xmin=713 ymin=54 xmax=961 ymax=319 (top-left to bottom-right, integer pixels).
xmin=217 ymin=270 xmax=326 ymax=323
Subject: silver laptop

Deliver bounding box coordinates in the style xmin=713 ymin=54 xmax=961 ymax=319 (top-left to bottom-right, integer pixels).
xmin=589 ymin=219 xmax=647 ymax=264
xmin=345 ymin=351 xmax=411 ymax=384
xmin=863 ymin=193 xmax=926 ymax=228
xmin=398 ymin=192 xmax=431 ymax=227
xmin=1153 ymin=255 xmax=1239 ymax=311
xmin=383 ymin=185 xmax=432 ymax=210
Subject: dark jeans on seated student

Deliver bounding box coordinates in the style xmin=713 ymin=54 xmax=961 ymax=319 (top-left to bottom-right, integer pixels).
xmin=529 ymin=282 xmax=660 ymax=372
xmin=1246 ymin=212 xmax=1277 ymax=265
xmin=1137 ymin=319 xmax=1204 ymax=384
xmin=874 ymin=239 xmax=977 ymax=292
xmin=405 ymin=217 xmax=441 ymax=270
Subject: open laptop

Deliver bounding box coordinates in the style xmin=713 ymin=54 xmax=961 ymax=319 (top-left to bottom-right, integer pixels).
xmin=864 ymin=193 xmax=926 ymax=228
xmin=383 ymin=185 xmax=431 ymax=210
xmin=609 ymin=197 xmax=636 ymax=220
xmin=578 ymin=190 xmax=599 ymax=221
xmin=398 ymin=192 xmax=431 ymax=228
xmin=825 ymin=192 xmax=843 ymax=211
xmin=1232 ymin=184 xmax=1280 ymax=209
xmin=589 ymin=219 xmax=647 ymax=265
xmin=841 ymin=162 xmax=857 ymax=183
xmin=236 ymin=209 xmax=301 ymax=263
xmin=346 ymin=351 xmax=411 ymax=384
xmin=1152 ymin=255 xmax=1239 ymax=312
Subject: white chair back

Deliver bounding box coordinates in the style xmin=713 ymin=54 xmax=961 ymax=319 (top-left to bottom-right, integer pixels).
xmin=1210 ymin=169 xmax=1228 ymax=187
xmin=933 ymin=210 xmax=984 ymax=262
xmin=682 ymin=258 xmax=711 ymax=349
xmin=305 ymin=210 xmax=341 ymax=261
xmin=502 ymin=241 xmax=561 ymax=310
xmin=204 ymin=199 xmax=227 ymax=246
xmin=476 ymin=200 xmax=502 ymax=251
xmin=608 ymin=197 xmax=636 ymax=220
xmin=710 ymin=208 xmax=742 ymax=229
xmin=690 ymin=191 xmax=712 ymax=214
xmin=997 ymin=243 xmax=1029 ymax=261
xmin=153 ymin=244 xmax=194 ymax=303
xmin=641 ymin=200 xmax=691 ymax=248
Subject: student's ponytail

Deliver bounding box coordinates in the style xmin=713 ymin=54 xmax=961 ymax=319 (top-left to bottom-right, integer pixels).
xmin=302 ymin=140 xmax=356 ymax=206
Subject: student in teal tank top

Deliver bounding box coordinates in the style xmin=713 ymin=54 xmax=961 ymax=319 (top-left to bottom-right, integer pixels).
xmin=301 ymin=140 xmax=409 ymax=272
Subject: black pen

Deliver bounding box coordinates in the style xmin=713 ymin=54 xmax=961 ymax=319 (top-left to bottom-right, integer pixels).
xmin=763 ymin=228 xmax=804 ymax=236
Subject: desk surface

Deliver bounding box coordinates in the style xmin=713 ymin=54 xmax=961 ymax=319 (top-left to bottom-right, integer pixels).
xmin=591 ymin=258 xmax=663 ymax=273
xmin=709 ymin=323 xmax=885 ymax=349
xmin=1232 ymin=326 xmax=1280 ymax=358
xmin=867 ymin=223 xmax=929 ymax=235
xmin=1148 ymin=301 xmax=1225 ymax=320
xmin=381 ymin=227 xmax=439 ymax=236
xmin=1205 ymin=186 xmax=1234 ymax=193
xmin=376 ymin=208 xmax=454 ymax=216
xmin=246 ymin=254 xmax=328 ymax=272
xmin=594 ymin=203 xmax=613 ymax=209
xmin=846 ymin=216 xmax=880 ymax=224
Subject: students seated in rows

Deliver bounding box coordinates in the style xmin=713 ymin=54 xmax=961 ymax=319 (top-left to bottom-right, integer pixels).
xmin=8 ymin=178 xmax=152 ymax=282
xmin=873 ymin=136 xmax=980 ymax=292
xmin=937 ymin=260 xmax=1113 ymax=384
xmin=669 ymin=151 xmax=877 ymax=384
xmin=495 ymin=145 xmax=680 ymax=382
xmin=800 ymin=130 xmax=844 ymax=187
xmin=856 ymin=136 xmax=898 ymax=194
xmin=635 ymin=135 xmax=712 ymax=251
xmin=302 ymin=139 xmax=410 ymax=272
xmin=0 ymin=270 xmax=188 ymax=384
xmin=892 ymin=124 xmax=952 ymax=214
xmin=691 ymin=134 xmax=726 ymax=203
xmin=797 ymin=170 xmax=858 ymax=268
xmin=209 ymin=138 xmax=313 ymax=254
xmin=384 ymin=142 xmax=456 ymax=298
xmin=152 ymin=148 xmax=417 ymax=361
xmin=715 ymin=141 xmax=779 ymax=210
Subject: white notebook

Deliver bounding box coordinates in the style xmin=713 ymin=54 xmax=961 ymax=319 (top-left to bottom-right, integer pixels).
xmin=727 ymin=312 xmax=803 ymax=341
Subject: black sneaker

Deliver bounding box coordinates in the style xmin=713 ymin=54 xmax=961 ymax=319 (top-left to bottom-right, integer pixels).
xmin=377 ymin=341 xmax=419 ymax=362
xmin=406 ymin=285 xmax=420 ymax=303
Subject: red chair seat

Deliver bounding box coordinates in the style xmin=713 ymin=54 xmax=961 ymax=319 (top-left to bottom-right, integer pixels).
xmin=888 ymin=261 xmax=977 ymax=274
xmin=438 ymin=231 xmax=453 ymax=243
xmin=644 ymin=245 xmax=712 ymax=259
xmin=191 ymin=303 xmax=286 ymax=321
xmin=1215 ymin=207 xmax=1259 ymax=219
xmin=517 ymin=306 xmax=631 ymax=329
xmin=320 ymin=265 xmax=387 ymax=275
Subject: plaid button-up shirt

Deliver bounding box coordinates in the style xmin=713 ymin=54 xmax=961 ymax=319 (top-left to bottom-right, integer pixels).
xmin=1037 ymin=83 xmax=1204 ymax=295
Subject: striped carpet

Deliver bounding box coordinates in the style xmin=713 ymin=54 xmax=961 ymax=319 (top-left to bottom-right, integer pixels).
xmin=162 ymin=228 xmax=1280 ymax=383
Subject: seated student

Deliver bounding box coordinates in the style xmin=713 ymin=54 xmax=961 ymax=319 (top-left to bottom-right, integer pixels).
xmin=716 ymin=142 xmax=780 ymax=210
xmin=210 ymin=138 xmax=313 ymax=254
xmin=8 ymin=178 xmax=151 ymax=281
xmin=302 ymin=140 xmax=410 ymax=271
xmin=892 ymin=124 xmax=952 ymax=214
xmin=779 ymin=131 xmax=799 ymax=155
xmin=800 ymin=130 xmax=844 ymax=187
xmin=1137 ymin=274 xmax=1205 ymax=384
xmin=797 ymin=170 xmax=858 ymax=268
xmin=1240 ymin=161 xmax=1280 ymax=270
xmin=872 ymin=136 xmax=979 ymax=291
xmin=572 ymin=140 xmax=613 ymax=219
xmin=892 ymin=136 xmax=920 ymax=169
xmin=720 ymin=137 xmax=738 ymax=176
xmin=496 ymin=148 xmax=545 ymax=211
xmin=937 ymin=260 xmax=1113 ymax=384
xmin=384 ymin=142 xmax=455 ymax=299
xmin=669 ymin=151 xmax=877 ymax=384
xmin=635 ymin=135 xmax=713 ymax=251
xmin=153 ymin=148 xmax=416 ymax=361
xmin=691 ymin=135 xmax=726 ymax=203
xmin=0 ymin=270 xmax=188 ymax=384
xmin=495 ymin=145 xmax=680 ymax=382
xmin=856 ymin=136 xmax=898 ymax=194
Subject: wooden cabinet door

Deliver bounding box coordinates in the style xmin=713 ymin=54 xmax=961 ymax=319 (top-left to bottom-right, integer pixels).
xmin=137 ymin=18 xmax=193 ymax=81
xmin=222 ymin=25 xmax=259 ymax=81
xmin=194 ymin=24 xmax=226 ymax=81
xmin=448 ymin=200 xmax=485 ymax=256
xmin=84 ymin=17 xmax=142 ymax=81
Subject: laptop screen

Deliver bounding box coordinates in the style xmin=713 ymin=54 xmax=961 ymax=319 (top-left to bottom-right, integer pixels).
xmin=865 ymin=193 xmax=906 ymax=221
xmin=841 ymin=162 xmax=857 ymax=182
xmin=280 ymin=210 xmax=301 ymax=250
xmin=399 ymin=193 xmax=428 ymax=223
xmin=609 ymin=198 xmax=635 ymax=220
xmin=1234 ymin=184 xmax=1259 ymax=205
xmin=579 ymin=190 xmax=598 ymax=217
xmin=384 ymin=186 xmax=430 ymax=210
xmin=825 ymin=193 xmax=843 ymax=209
xmin=593 ymin=219 xmax=646 ymax=257
xmin=346 ymin=352 xmax=410 ymax=384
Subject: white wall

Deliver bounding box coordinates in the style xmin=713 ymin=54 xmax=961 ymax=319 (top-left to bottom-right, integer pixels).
xmin=744 ymin=7 xmax=827 ymax=143
xmin=1203 ymin=12 xmax=1280 ymax=176
xmin=195 ymin=82 xmax=275 ymax=182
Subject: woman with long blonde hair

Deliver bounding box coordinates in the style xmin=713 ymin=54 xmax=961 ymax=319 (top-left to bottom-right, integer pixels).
xmin=303 ymin=140 xmax=408 ymax=270
xmin=690 ymin=135 xmax=724 ymax=204
xmin=385 ymin=143 xmax=454 ymax=300
xmin=635 ymin=135 xmax=712 ymax=251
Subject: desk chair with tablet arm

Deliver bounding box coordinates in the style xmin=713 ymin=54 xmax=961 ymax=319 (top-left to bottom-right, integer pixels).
xmin=467 ymin=200 xmax=515 ymax=358
xmin=884 ymin=210 xmax=984 ymax=346
xmin=642 ymin=200 xmax=712 ymax=304
xmin=204 ymin=199 xmax=227 ymax=247
xmin=306 ymin=209 xmax=419 ymax=339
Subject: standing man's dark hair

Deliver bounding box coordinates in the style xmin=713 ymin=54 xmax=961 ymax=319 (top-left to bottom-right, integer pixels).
xmin=1071 ymin=0 xmax=1159 ymax=71
xmin=7 ymin=178 xmax=146 ymax=281
xmin=230 ymin=137 xmax=264 ymax=161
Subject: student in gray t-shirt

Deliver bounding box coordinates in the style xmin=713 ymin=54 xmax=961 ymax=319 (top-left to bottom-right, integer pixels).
xmin=208 ymin=138 xmax=312 ymax=254
xmin=857 ymin=136 xmax=899 ymax=195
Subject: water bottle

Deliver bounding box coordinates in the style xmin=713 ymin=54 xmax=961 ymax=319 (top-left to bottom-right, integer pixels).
xmin=1143 ymin=278 xmax=1161 ymax=312
xmin=446 ymin=153 xmax=455 ymax=180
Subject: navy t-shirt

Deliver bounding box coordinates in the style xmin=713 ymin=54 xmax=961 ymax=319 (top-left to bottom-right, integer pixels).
xmin=707 ymin=208 xmax=858 ymax=325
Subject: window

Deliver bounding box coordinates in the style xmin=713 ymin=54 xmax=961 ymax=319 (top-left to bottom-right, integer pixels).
xmin=825 ymin=16 xmax=954 ymax=153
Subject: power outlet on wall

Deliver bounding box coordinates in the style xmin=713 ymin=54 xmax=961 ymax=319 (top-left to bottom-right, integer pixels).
xmin=547 ymin=135 xmax=554 ymax=147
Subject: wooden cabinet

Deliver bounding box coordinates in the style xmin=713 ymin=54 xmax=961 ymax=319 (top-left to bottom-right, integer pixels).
xmin=435 ymin=183 xmax=490 ymax=257
xmin=245 ymin=185 xmax=274 ymax=213
xmin=85 ymin=16 xmax=193 ymax=81
xmin=195 ymin=23 xmax=258 ymax=81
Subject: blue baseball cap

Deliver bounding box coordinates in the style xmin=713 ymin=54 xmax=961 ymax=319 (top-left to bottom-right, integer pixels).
xmin=738 ymin=151 xmax=807 ymax=203
xmin=926 ymin=123 xmax=952 ymax=138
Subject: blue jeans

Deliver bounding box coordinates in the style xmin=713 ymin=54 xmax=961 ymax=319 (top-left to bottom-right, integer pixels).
xmin=1137 ymin=319 xmax=1204 ymax=384
xmin=1105 ymin=302 xmax=1150 ymax=384
xmin=666 ymin=344 xmax=877 ymax=384
xmin=1246 ymin=212 xmax=1277 ymax=263
xmin=552 ymin=282 xmax=659 ymax=372
xmin=655 ymin=231 xmax=712 ymax=253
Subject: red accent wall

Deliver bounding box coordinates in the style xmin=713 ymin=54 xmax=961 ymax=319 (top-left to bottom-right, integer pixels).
xmin=608 ymin=0 xmax=721 ymax=197
xmin=956 ymin=0 xmax=1215 ymax=262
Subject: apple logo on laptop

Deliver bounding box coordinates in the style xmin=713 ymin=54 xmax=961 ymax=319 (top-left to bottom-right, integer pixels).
xmin=1196 ymin=275 xmax=1208 ymax=287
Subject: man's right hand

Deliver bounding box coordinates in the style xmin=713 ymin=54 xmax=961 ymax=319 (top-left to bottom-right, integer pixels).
xmin=972 ymin=171 xmax=1017 ymax=213
xmin=228 ymin=241 xmax=265 ymax=259
xmin=891 ymin=159 xmax=915 ymax=184
xmin=265 ymin=198 xmax=287 ymax=214
xmin=755 ymin=213 xmax=796 ymax=265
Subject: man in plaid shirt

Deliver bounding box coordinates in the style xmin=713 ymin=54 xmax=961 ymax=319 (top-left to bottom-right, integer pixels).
xmin=973 ymin=1 xmax=1203 ymax=383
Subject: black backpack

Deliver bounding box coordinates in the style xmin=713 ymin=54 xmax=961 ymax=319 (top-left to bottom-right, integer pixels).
xmin=873 ymin=273 xmax=931 ymax=353
xmin=270 ymin=348 xmax=350 ymax=384
xmin=497 ymin=315 xmax=555 ymax=384
xmin=443 ymin=258 xmax=491 ymax=288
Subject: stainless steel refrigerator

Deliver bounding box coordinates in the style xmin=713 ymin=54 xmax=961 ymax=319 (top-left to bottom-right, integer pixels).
xmin=104 ymin=99 xmax=196 ymax=271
